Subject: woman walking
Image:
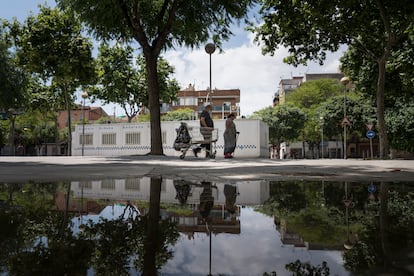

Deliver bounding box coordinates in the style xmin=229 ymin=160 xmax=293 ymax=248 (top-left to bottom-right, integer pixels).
xmin=223 ymin=113 xmax=237 ymax=159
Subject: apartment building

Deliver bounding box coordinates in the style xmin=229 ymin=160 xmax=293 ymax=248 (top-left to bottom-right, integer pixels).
xmin=275 ymin=73 xmax=344 ymax=105
xmin=171 ymin=84 xmax=240 ymax=119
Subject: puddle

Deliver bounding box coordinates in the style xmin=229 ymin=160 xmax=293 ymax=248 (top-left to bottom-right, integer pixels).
xmin=0 ymin=179 xmax=413 ymax=275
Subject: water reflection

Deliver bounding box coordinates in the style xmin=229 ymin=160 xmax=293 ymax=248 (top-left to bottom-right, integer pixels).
xmin=0 ymin=179 xmax=413 ymax=275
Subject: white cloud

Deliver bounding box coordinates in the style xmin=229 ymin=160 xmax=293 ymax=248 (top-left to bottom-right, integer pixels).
xmin=165 ymin=33 xmax=346 ymax=116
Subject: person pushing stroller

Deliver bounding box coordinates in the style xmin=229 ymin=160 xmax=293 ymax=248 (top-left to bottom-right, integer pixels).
xmin=194 ymin=103 xmax=214 ymax=158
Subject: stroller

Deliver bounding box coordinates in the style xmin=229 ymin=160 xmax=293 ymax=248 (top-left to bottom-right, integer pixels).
xmin=173 ymin=122 xmax=218 ymax=159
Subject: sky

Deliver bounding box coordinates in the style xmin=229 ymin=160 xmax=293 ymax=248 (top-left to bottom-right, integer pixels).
xmin=1 ymin=1 xmax=347 ymax=117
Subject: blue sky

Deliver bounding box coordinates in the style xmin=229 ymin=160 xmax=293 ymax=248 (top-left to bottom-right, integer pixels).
xmin=1 ymin=1 xmax=346 ymax=116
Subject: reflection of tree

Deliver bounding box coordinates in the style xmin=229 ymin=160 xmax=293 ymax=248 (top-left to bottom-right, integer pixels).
xmin=83 ymin=177 xmax=179 ymax=275
xmin=260 ymin=181 xmax=367 ymax=249
xmin=264 ymin=181 xmax=307 ymax=215
xmin=0 ymin=182 xmax=93 ymax=275
xmin=344 ymin=183 xmax=414 ymax=274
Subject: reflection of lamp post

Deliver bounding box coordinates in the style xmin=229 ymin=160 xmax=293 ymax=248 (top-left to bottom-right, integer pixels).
xmin=340 ymin=77 xmax=349 ymax=159
xmin=205 ymin=43 xmax=216 ymax=105
xmin=81 ymin=92 xmax=88 ymax=156
xmin=320 ymin=116 xmax=324 ymax=159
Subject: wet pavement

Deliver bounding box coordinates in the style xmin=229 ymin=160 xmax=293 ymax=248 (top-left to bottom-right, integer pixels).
xmin=1 ymin=157 xmax=413 ymax=275
xmin=0 ymin=156 xmax=413 ymax=183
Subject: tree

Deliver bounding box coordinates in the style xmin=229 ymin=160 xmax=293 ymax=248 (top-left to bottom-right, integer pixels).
xmin=8 ymin=6 xmax=96 ymax=155
xmin=252 ymin=104 xmax=306 ymax=145
xmin=161 ymin=108 xmax=195 ymax=121
xmin=286 ymin=79 xmax=343 ymax=111
xmin=340 ymin=36 xmax=414 ymax=153
xmin=58 ymin=0 xmax=255 ymax=155
xmin=252 ymin=0 xmax=414 ymax=158
xmin=0 ymin=25 xmax=27 ymax=111
xmin=90 ymin=43 xmax=180 ymax=123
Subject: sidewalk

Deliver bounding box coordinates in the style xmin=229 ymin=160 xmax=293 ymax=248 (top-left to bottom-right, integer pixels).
xmin=0 ymin=156 xmax=413 ymax=183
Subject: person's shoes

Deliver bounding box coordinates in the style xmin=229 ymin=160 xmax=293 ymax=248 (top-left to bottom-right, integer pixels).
xmin=224 ymin=153 xmax=233 ymax=159
xmin=193 ymin=148 xmax=200 ymax=157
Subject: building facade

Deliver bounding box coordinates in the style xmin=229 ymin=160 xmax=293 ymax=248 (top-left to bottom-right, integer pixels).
xmin=171 ymin=84 xmax=240 ymax=119
xmin=58 ymin=105 xmax=109 ymax=129
xmin=274 ymin=73 xmax=344 ymax=105
xmin=72 ymin=119 xmax=269 ymax=158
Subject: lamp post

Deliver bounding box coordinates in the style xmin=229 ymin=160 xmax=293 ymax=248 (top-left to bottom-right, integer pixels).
xmin=81 ymin=92 xmax=88 ymax=156
xmin=340 ymin=76 xmax=350 ymax=159
xmin=205 ymin=43 xmax=216 ymax=105
xmin=320 ymin=116 xmax=324 ymax=159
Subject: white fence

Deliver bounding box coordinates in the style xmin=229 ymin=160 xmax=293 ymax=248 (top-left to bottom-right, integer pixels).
xmin=72 ymin=119 xmax=269 ymax=158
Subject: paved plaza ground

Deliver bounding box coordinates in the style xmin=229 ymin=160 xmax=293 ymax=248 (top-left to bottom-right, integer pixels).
xmin=0 ymin=156 xmax=413 ymax=183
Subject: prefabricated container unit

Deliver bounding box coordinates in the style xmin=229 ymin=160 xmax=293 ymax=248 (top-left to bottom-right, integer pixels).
xmin=72 ymin=119 xmax=269 ymax=158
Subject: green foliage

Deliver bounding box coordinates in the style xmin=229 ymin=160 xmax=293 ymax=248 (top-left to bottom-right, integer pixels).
xmin=343 ymin=190 xmax=414 ymax=273
xmin=161 ymin=108 xmax=195 ymax=121
xmin=285 ymin=260 xmax=330 ymax=276
xmin=57 ymin=0 xmax=254 ymax=154
xmin=58 ymin=0 xmax=255 ymax=51
xmin=253 ymin=0 xmax=413 ymax=158
xmin=0 ymin=25 xmax=28 ymax=110
xmin=134 ymin=113 xmax=150 ymax=122
xmin=314 ymin=93 xmax=376 ymax=141
xmin=286 ymin=79 xmax=342 ymax=111
xmin=251 ymin=104 xmax=306 ymax=144
xmin=6 ymin=5 xmax=96 ymax=155
xmin=385 ymin=98 xmax=414 ymax=152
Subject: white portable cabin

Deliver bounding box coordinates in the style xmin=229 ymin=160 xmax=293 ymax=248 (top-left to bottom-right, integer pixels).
xmin=72 ymin=119 xmax=269 ymax=158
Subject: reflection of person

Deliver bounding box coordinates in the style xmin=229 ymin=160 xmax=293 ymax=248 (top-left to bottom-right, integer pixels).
xmin=195 ymin=103 xmax=214 ymax=158
xmin=223 ymin=113 xmax=238 ymax=159
xmin=173 ymin=180 xmax=191 ymax=205
xmin=224 ymin=184 xmax=237 ymax=214
xmin=199 ymin=181 xmax=214 ymax=220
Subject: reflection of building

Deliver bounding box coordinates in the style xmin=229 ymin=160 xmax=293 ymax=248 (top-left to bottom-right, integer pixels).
xmin=69 ymin=178 xmax=270 ymax=236
xmin=279 ymin=218 xmax=307 ymax=247
xmin=54 ymin=191 xmax=105 ymax=215
xmin=70 ymin=178 xmax=269 ymax=206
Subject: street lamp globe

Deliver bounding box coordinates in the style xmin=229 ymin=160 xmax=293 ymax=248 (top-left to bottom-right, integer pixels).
xmin=205 ymin=43 xmax=216 ymax=105
xmin=205 ymin=43 xmax=216 ymax=54
xmin=340 ymin=76 xmax=350 ymax=86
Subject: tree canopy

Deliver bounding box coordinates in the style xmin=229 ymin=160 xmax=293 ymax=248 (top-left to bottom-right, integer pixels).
xmin=6 ymin=6 xmax=96 ymax=155
xmin=57 ymin=0 xmax=255 ymax=155
xmin=252 ymin=0 xmax=414 ymax=158
xmin=89 ymin=43 xmax=179 ymax=123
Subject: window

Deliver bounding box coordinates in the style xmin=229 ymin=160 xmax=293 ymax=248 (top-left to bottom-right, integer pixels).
xmin=102 ymin=133 xmax=116 ymax=145
xmin=78 ymin=181 xmax=92 ymax=189
xmin=80 ymin=134 xmax=93 ymax=145
xmin=125 ymin=132 xmax=141 ymax=145
xmin=125 ymin=178 xmax=140 ymax=190
xmin=101 ymin=179 xmax=115 ymax=190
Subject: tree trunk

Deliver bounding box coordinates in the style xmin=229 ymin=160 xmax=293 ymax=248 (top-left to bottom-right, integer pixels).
xmin=379 ymin=182 xmax=390 ymax=269
xmin=63 ymin=84 xmax=72 ymax=156
xmin=54 ymin=114 xmax=59 ymax=155
xmin=145 ymin=54 xmax=163 ymax=155
xmin=142 ymin=177 xmax=162 ymax=275
xmin=376 ymin=59 xmax=389 ymax=159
